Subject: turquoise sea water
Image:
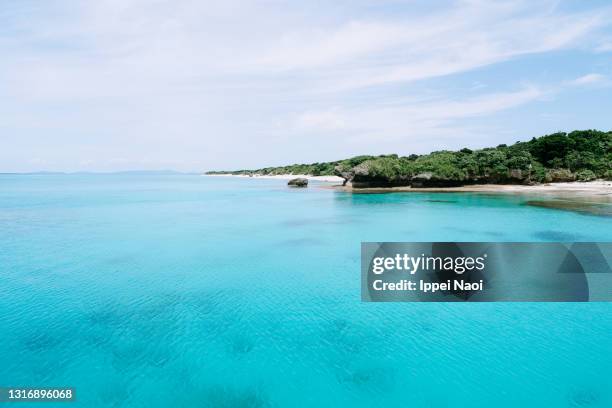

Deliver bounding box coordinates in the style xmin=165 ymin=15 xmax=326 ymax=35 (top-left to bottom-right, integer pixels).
xmin=1 ymin=174 xmax=611 ymax=407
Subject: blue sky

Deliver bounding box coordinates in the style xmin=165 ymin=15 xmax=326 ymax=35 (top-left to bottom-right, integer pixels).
xmin=1 ymin=0 xmax=611 ymax=172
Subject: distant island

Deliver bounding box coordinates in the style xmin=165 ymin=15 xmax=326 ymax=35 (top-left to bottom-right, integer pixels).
xmin=207 ymin=130 xmax=611 ymax=188
xmin=3 ymin=170 xmax=195 ymax=176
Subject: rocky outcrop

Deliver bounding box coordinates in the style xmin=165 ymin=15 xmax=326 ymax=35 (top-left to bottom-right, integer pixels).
xmin=334 ymin=165 xmax=354 ymax=186
xmin=508 ymin=169 xmax=523 ymax=180
xmin=287 ymin=178 xmax=308 ymax=187
xmin=336 ymin=165 xmax=538 ymax=188
xmin=505 ymin=168 xmax=534 ymax=185
xmin=334 ymin=159 xmax=579 ymax=189
xmin=348 ymin=161 xmax=410 ymax=187
xmin=410 ymin=172 xmax=433 ymax=187
xmin=410 ymin=172 xmax=464 ymax=188
xmin=546 ymin=168 xmax=575 ymax=182
xmin=351 ymin=162 xmax=380 ymax=187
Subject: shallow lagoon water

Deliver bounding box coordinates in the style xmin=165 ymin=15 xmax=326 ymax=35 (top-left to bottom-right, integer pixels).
xmin=1 ymin=174 xmax=611 ymax=407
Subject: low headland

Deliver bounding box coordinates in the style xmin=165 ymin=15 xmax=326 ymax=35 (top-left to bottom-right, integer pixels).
xmin=206 ymin=130 xmax=611 ymax=198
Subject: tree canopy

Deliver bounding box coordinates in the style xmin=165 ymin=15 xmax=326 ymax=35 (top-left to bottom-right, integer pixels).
xmin=207 ymin=130 xmax=612 ymax=185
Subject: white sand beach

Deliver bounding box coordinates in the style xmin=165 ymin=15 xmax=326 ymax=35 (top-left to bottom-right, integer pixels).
xmin=483 ymin=181 xmax=612 ymax=194
xmin=205 ymin=174 xmax=611 ymax=195
xmin=336 ymin=180 xmax=612 ymax=198
xmin=204 ymin=174 xmax=344 ymax=182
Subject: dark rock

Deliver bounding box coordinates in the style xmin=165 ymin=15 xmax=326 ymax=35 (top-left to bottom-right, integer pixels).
xmin=410 ymin=172 xmax=433 ymax=187
xmin=351 ymin=162 xmax=383 ymax=187
xmin=410 ymin=172 xmax=463 ymax=188
xmin=527 ymin=200 xmax=612 ymax=217
xmin=287 ymin=178 xmax=308 ymax=187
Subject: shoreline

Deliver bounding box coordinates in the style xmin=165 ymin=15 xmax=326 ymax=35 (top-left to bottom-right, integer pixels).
xmin=205 ymin=174 xmax=611 ymax=195
xmin=203 ymin=173 xmax=344 ymax=182
xmin=333 ymin=180 xmax=612 ymax=200
xmin=204 ymin=173 xmax=611 ymax=199
xmin=206 ymin=175 xmax=611 ymax=214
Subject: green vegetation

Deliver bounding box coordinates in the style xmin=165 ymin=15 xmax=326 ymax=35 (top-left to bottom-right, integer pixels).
xmin=207 ymin=159 xmax=364 ymax=177
xmin=206 ymin=130 xmax=612 ymax=187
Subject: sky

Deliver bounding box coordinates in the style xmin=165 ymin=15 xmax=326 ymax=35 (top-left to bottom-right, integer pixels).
xmin=1 ymin=0 xmax=611 ymax=172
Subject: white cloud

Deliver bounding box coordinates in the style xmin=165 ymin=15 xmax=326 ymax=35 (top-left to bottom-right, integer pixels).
xmin=4 ymin=0 xmax=607 ymax=100
xmin=1 ymin=0 xmax=611 ymax=171
xmin=567 ymin=73 xmax=608 ymax=86
xmin=294 ymin=86 xmax=545 ymax=136
xmin=249 ymin=2 xmax=606 ymax=92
